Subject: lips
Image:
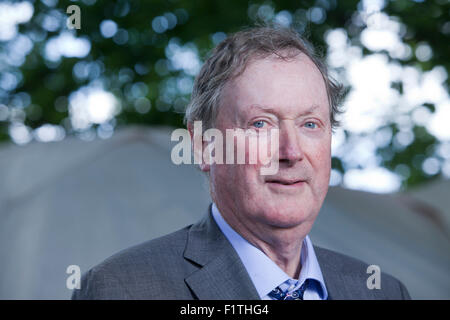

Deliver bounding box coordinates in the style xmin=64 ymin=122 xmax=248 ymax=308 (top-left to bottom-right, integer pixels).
xmin=266 ymin=178 xmax=305 ymax=185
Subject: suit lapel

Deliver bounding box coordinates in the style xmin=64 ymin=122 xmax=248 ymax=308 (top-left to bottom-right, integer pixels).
xmin=314 ymin=246 xmax=379 ymax=300
xmin=183 ymin=206 xmax=260 ymax=300
xmin=314 ymin=246 xmax=352 ymax=300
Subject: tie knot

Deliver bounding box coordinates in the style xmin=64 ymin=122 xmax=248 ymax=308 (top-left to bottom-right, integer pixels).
xmin=268 ymin=279 xmax=312 ymax=300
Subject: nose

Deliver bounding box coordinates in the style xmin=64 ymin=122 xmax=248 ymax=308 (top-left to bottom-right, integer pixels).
xmin=278 ymin=121 xmax=303 ymax=166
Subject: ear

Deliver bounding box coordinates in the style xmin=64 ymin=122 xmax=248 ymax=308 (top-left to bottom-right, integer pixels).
xmin=188 ymin=122 xmax=210 ymax=172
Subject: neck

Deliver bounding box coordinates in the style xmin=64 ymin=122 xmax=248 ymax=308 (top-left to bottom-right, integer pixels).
xmin=250 ymin=229 xmax=304 ymax=279
xmin=216 ymin=204 xmax=312 ymax=279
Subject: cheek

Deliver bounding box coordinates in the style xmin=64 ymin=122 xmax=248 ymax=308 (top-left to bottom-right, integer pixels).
xmin=310 ymin=143 xmax=332 ymax=195
xmin=316 ymin=144 xmax=331 ymax=168
xmin=309 ymin=134 xmax=331 ymax=166
xmin=212 ymin=162 xmax=261 ymax=195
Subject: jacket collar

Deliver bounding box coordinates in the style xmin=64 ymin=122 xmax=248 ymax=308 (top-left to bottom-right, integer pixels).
xmin=183 ymin=205 xmax=260 ymax=299
xmin=314 ymin=246 xmax=376 ymax=300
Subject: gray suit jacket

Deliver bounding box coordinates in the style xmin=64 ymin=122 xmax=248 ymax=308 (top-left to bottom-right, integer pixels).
xmin=72 ymin=206 xmax=411 ymax=300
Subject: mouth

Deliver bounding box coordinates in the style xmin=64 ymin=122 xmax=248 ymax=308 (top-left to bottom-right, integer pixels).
xmin=265 ymin=179 xmax=305 ymax=186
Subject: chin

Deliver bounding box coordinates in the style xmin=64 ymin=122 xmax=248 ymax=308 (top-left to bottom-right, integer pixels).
xmin=257 ymin=205 xmax=315 ymax=229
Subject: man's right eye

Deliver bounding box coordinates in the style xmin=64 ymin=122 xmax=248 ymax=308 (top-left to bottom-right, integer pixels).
xmin=252 ymin=120 xmax=266 ymax=128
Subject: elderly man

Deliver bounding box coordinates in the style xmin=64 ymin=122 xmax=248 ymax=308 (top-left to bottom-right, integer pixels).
xmin=72 ymin=26 xmax=410 ymax=300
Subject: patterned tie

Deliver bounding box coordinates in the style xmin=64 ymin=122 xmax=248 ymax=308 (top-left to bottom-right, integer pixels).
xmin=268 ymin=279 xmax=312 ymax=300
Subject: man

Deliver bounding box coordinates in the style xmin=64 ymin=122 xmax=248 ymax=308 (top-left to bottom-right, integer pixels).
xmin=72 ymin=26 xmax=410 ymax=300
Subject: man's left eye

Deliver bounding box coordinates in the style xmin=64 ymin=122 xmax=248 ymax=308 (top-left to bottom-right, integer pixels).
xmin=253 ymin=120 xmax=266 ymax=128
xmin=304 ymin=122 xmax=317 ymax=129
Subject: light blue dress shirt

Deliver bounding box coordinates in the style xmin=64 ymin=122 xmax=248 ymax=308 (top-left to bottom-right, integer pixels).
xmin=211 ymin=203 xmax=328 ymax=300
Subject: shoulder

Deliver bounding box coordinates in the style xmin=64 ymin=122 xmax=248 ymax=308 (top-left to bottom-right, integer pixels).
xmin=72 ymin=225 xmax=194 ymax=299
xmin=102 ymin=225 xmax=191 ymax=266
xmin=314 ymin=246 xmax=411 ymax=300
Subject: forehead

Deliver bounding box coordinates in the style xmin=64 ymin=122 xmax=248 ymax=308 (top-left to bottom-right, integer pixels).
xmin=220 ymin=53 xmax=329 ymax=120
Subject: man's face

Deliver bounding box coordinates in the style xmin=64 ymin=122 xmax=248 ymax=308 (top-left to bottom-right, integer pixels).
xmin=206 ymin=53 xmax=332 ymax=235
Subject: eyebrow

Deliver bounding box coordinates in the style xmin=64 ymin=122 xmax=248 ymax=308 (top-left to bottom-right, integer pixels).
xmin=247 ymin=104 xmax=322 ymax=117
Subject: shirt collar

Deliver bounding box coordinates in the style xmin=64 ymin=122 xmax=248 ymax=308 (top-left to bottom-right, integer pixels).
xmin=211 ymin=203 xmax=328 ymax=299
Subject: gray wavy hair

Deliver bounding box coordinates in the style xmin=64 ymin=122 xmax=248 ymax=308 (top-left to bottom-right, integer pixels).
xmin=184 ymin=26 xmax=344 ymax=131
